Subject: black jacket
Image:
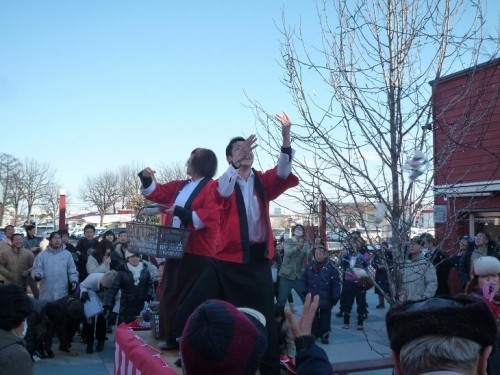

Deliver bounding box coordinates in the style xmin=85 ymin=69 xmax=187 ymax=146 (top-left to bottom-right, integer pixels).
xmin=104 ymin=262 xmax=152 ymax=323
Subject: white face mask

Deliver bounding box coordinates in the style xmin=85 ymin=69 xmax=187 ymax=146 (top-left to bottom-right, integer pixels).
xmin=294 ymin=230 xmax=304 ymax=237
xmin=12 ymin=319 xmax=27 ymax=339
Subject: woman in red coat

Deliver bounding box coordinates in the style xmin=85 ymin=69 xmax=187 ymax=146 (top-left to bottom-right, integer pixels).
xmin=138 ymin=148 xmax=221 ymax=350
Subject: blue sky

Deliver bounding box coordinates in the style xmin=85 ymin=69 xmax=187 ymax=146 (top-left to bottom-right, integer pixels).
xmin=1 ymin=1 xmax=499 ymax=212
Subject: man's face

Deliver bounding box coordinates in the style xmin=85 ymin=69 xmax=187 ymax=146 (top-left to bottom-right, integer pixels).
xmin=28 ymin=227 xmax=36 ymax=236
xmin=50 ymin=234 xmax=62 ymax=248
xmin=84 ymin=228 xmax=95 ymax=240
xmin=4 ymin=226 xmax=14 ymax=239
xmin=475 ymin=233 xmax=488 ymax=246
xmin=229 ymin=141 xmax=254 ymax=167
xmin=12 ymin=235 xmax=23 ymax=248
xmin=118 ymin=233 xmax=128 ymax=243
xmin=410 ymin=241 xmax=422 ymax=255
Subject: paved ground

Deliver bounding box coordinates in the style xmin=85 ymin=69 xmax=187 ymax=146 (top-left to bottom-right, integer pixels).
xmin=33 ymin=291 xmax=393 ymax=375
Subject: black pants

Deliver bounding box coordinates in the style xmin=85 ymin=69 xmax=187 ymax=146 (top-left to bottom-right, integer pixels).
xmin=176 ymin=257 xmax=280 ymax=375
xmin=312 ymin=308 xmax=332 ymax=339
xmin=340 ymin=280 xmax=368 ymax=316
xmin=82 ymin=313 xmax=106 ymax=343
xmin=159 ymin=253 xmax=210 ymax=345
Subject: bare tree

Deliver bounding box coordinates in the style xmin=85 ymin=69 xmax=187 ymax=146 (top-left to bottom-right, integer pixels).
xmin=8 ymin=174 xmax=26 ymax=227
xmin=251 ymin=0 xmax=498 ymax=303
xmin=39 ymin=183 xmax=62 ymax=228
xmin=0 ymin=153 xmax=23 ymax=226
xmin=116 ymin=163 xmax=145 ymax=212
xmin=156 ymin=161 xmax=187 ymax=183
xmin=80 ymin=170 xmax=121 ymax=227
xmin=20 ymin=158 xmax=56 ymax=222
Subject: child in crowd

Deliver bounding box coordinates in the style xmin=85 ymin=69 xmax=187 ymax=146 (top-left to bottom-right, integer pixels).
xmin=303 ymin=247 xmax=341 ymax=343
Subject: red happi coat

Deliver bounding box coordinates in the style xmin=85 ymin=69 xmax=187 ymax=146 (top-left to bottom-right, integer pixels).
xmin=215 ymin=167 xmax=299 ymax=264
xmin=145 ymin=179 xmax=220 ymax=257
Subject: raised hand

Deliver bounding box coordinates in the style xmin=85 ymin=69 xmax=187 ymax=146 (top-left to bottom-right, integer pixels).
xmin=483 ymin=280 xmax=497 ymax=302
xmin=232 ymin=134 xmax=258 ymax=167
xmin=285 ymin=293 xmax=319 ymax=339
xmin=275 ymin=111 xmax=291 ymax=148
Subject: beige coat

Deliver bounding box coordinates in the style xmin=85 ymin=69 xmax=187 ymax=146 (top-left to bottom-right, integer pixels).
xmin=0 ymin=246 xmax=35 ymax=290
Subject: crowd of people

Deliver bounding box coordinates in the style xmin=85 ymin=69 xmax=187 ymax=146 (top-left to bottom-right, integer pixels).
xmin=1 ymin=108 xmax=500 ymax=374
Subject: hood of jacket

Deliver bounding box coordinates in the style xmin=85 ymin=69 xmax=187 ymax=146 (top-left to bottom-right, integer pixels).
xmin=0 ymin=328 xmax=24 ymax=351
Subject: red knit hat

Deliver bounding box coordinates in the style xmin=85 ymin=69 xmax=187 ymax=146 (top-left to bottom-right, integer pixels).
xmin=180 ymin=299 xmax=267 ymax=375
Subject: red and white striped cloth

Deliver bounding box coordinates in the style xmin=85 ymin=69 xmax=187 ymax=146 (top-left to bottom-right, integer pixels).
xmin=114 ymin=324 xmax=177 ymax=375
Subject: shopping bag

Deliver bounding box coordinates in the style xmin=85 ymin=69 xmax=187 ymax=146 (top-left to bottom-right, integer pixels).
xmin=84 ymin=289 xmax=103 ymax=319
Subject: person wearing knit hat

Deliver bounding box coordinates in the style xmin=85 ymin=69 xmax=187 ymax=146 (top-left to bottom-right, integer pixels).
xmin=386 ymin=295 xmax=497 ymax=375
xmin=465 ymin=256 xmax=500 ymax=317
xmin=180 ymin=299 xmax=268 ymax=375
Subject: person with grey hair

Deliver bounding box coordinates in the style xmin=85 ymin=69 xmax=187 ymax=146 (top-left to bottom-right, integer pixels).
xmin=386 ymin=295 xmax=497 ymax=375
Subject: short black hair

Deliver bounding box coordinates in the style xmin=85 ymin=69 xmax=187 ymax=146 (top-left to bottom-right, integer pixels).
xmin=26 ymin=225 xmax=35 ymax=231
xmin=48 ymin=231 xmax=61 ymax=241
xmin=58 ymin=229 xmax=70 ymax=237
xmin=225 ymin=136 xmax=245 ymax=157
xmin=83 ymin=224 xmax=96 ymax=233
xmin=11 ymin=233 xmax=23 ymax=241
xmin=0 ymin=285 xmax=33 ymax=331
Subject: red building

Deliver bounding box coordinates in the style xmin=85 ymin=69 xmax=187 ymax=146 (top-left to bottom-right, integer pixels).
xmin=433 ymin=58 xmax=500 ymax=251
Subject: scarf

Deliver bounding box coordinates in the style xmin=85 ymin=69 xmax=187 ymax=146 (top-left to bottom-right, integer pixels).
xmin=312 ymin=259 xmax=327 ymax=274
xmin=127 ymin=262 xmax=142 ymax=286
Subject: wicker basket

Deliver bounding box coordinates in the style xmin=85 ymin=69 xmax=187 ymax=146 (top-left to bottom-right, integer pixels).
xmin=126 ymin=222 xmax=190 ymax=259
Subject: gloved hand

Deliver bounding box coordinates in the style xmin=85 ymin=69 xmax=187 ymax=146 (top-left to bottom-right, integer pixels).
xmin=80 ymin=291 xmax=90 ymax=303
xmin=102 ymin=305 xmax=111 ymax=318
xmin=173 ymin=206 xmax=193 ymax=226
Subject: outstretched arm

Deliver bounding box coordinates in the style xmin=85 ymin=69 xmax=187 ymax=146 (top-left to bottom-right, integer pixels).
xmin=285 ymin=293 xmax=333 ymax=375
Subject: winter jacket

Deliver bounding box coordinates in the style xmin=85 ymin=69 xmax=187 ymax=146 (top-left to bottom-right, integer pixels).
xmin=75 ymin=237 xmax=98 ymax=282
xmin=31 ymin=246 xmax=79 ymax=302
xmin=86 ymin=254 xmax=110 ymax=274
xmin=80 ymin=273 xmax=120 ymax=314
xmin=303 ymin=260 xmax=341 ymax=310
xmin=279 ymin=236 xmax=309 ymax=280
xmin=295 ymin=335 xmax=333 ymax=375
xmin=403 ymin=253 xmax=437 ymax=301
xmin=0 ymin=328 xmax=33 ymax=375
xmin=103 ymin=262 xmax=152 ymax=323
xmin=0 ymin=246 xmax=34 ymax=290
xmin=23 ymin=235 xmax=41 ymax=257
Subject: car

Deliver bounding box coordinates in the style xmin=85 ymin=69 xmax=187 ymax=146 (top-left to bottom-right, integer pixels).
xmin=326 ymin=231 xmax=348 ymax=242
xmin=272 ymin=228 xmax=288 ymax=242
xmin=95 ymin=227 xmax=128 ymax=241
